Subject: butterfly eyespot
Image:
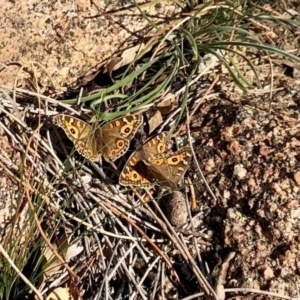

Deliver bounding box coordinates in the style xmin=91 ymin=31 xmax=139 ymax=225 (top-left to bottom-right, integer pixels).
xmin=152 ymin=159 xmax=163 ymax=165
xmin=78 ymin=142 xmax=85 ymax=149
xmin=117 ymin=140 xmax=125 ymax=147
xmin=124 ymin=126 xmax=131 ymax=133
xmin=172 ymin=157 xmax=178 ymax=162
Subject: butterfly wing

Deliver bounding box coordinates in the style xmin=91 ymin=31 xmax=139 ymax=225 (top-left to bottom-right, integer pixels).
xmin=100 ymin=115 xmax=143 ymax=162
xmin=119 ymin=132 xmax=169 ymax=186
xmin=54 ymin=114 xmax=101 ymax=161
xmin=145 ymin=146 xmax=192 ymax=188
xmin=140 ymin=132 xmax=169 ymax=160
xmin=119 ymin=150 xmax=154 ymax=186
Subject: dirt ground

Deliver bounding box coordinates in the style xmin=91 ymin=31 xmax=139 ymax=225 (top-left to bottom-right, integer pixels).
xmin=0 ymin=0 xmax=178 ymax=90
xmin=0 ymin=0 xmax=299 ymax=299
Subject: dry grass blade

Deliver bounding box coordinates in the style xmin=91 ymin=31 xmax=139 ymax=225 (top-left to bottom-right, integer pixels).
xmin=0 ymin=244 xmax=44 ymax=300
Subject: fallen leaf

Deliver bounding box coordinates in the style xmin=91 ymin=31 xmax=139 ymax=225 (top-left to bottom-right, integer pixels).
xmin=39 ymin=233 xmax=70 ymax=285
xmin=42 ymin=246 xmax=62 ymax=278
xmin=146 ymin=109 xmax=163 ymax=134
xmin=46 ymin=287 xmax=75 ymax=300
xmin=80 ymin=71 xmax=100 ymax=85
xmin=155 ymin=92 xmax=177 ymax=114
xmin=65 ymin=242 xmax=84 ymax=262
xmin=106 ymin=57 xmax=122 ymax=82
xmin=104 ymin=42 xmax=148 ymax=78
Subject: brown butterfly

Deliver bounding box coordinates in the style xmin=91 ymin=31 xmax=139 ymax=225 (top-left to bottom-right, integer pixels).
xmin=119 ymin=132 xmax=192 ymax=188
xmin=53 ymin=114 xmax=143 ymax=162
